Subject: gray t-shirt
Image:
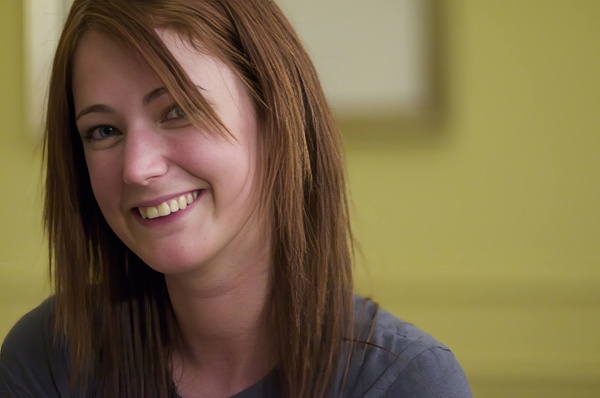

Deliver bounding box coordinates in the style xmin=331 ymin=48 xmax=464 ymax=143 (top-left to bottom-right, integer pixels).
xmin=1 ymin=296 xmax=471 ymax=397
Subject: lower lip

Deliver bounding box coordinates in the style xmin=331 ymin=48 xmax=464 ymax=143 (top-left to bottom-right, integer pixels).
xmin=134 ymin=190 xmax=204 ymax=226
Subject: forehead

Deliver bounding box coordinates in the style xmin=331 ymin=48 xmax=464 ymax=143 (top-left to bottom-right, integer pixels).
xmin=71 ymin=30 xmax=247 ymax=112
xmin=156 ymin=29 xmax=238 ymax=96
xmin=71 ymin=31 xmax=159 ymax=103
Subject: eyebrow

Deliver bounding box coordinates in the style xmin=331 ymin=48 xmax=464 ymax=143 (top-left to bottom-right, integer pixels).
xmin=75 ymin=87 xmax=169 ymax=121
xmin=143 ymin=87 xmax=168 ymax=106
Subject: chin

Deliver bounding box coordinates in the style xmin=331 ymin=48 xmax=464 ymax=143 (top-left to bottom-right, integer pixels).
xmin=131 ymin=249 xmax=198 ymax=275
xmin=143 ymin=259 xmax=199 ymax=276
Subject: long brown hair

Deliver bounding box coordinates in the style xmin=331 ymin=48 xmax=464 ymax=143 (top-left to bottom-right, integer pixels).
xmin=44 ymin=1 xmax=353 ymax=396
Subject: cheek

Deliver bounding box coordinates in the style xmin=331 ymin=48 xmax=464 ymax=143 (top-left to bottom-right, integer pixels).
xmin=224 ymin=155 xmax=261 ymax=213
xmin=85 ymin=153 xmax=121 ymax=210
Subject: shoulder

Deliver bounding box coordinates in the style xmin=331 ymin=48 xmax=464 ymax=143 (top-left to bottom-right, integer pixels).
xmin=0 ymin=297 xmax=69 ymax=397
xmin=335 ymin=296 xmax=472 ymax=398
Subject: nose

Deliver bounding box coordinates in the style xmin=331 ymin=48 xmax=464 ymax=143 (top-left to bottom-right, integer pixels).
xmin=121 ymin=127 xmax=168 ymax=185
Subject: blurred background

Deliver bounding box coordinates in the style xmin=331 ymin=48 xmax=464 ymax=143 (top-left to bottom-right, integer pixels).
xmin=1 ymin=1 xmax=599 ymax=397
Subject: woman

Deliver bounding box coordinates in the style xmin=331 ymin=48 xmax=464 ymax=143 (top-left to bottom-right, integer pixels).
xmin=0 ymin=1 xmax=471 ymax=397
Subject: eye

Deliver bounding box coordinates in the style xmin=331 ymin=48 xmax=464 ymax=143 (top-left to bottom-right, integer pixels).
xmin=95 ymin=126 xmax=118 ymax=138
xmin=81 ymin=125 xmax=122 ymax=149
xmin=165 ymin=104 xmax=185 ymax=121
xmin=85 ymin=125 xmax=120 ymax=140
xmin=161 ymin=104 xmax=190 ymax=130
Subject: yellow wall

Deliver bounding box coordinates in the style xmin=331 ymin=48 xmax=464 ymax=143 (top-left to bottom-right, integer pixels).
xmin=0 ymin=0 xmax=50 ymax=336
xmin=346 ymin=1 xmax=600 ymax=396
xmin=1 ymin=1 xmax=598 ymax=397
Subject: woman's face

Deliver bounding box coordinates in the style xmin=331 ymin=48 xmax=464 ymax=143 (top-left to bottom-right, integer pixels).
xmin=72 ymin=31 xmax=268 ymax=278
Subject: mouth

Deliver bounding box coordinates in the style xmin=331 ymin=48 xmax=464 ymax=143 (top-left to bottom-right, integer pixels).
xmin=137 ymin=190 xmax=201 ymax=220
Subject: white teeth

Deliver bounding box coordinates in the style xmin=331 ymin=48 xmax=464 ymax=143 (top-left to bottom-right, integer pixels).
xmin=147 ymin=207 xmax=159 ymax=219
xmin=138 ymin=207 xmax=148 ymax=219
xmin=138 ymin=191 xmax=200 ymax=220
xmin=158 ymin=202 xmax=171 ymax=217
xmin=178 ymin=196 xmax=188 ymax=209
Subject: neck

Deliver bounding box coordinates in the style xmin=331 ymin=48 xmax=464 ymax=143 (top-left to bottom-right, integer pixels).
xmin=165 ymin=257 xmax=275 ymax=396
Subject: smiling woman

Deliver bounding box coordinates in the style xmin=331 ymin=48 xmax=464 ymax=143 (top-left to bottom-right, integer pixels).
xmin=1 ymin=1 xmax=470 ymax=397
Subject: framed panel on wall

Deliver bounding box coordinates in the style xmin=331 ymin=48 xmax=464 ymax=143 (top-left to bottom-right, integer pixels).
xmin=276 ymin=0 xmax=438 ymax=121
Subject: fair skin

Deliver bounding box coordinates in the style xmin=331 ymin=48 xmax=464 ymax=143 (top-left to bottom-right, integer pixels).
xmin=72 ymin=30 xmax=274 ymax=397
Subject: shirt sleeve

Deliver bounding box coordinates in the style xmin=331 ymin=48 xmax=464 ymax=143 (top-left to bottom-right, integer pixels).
xmin=383 ymin=345 xmax=472 ymax=398
xmin=0 ymin=298 xmax=69 ymax=398
xmin=347 ymin=297 xmax=473 ymax=398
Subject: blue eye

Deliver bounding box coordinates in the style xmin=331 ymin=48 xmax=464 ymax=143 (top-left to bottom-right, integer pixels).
xmin=85 ymin=125 xmax=119 ymax=140
xmin=165 ymin=105 xmax=185 ymax=121
xmin=95 ymin=126 xmax=118 ymax=138
xmin=81 ymin=125 xmax=122 ymax=148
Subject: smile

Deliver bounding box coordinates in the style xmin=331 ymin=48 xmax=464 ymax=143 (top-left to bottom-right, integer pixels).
xmin=137 ymin=190 xmax=200 ymax=220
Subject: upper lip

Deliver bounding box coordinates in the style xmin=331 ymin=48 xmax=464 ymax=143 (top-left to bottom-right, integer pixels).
xmin=132 ymin=189 xmax=201 ymax=208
